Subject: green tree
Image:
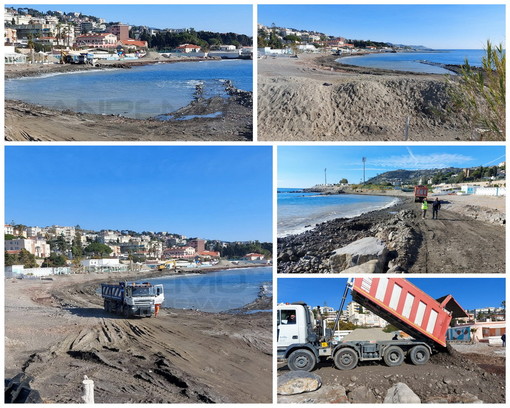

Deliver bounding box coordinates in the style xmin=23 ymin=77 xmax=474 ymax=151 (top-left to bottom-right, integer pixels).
xmin=339 ymin=178 xmax=348 ymax=184
xmin=71 ymin=232 xmax=84 ymax=258
xmin=42 ymin=253 xmax=67 ymax=267
xmin=84 ymin=242 xmax=113 ymax=258
xmin=448 ymin=41 xmax=505 ymax=140
xmin=6 ymin=248 xmax=38 ymax=268
xmin=5 ymin=234 xmax=16 ymax=240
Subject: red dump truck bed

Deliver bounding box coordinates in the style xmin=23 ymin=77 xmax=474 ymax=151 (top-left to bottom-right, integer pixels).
xmin=351 ymin=278 xmax=461 ymax=348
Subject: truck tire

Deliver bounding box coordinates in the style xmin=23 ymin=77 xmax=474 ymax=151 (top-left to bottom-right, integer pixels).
xmin=409 ymin=345 xmax=430 ymax=365
xmin=334 ymin=348 xmax=358 ymax=370
xmin=383 ymin=346 xmax=405 ymax=367
xmin=287 ymin=349 xmax=316 ymax=372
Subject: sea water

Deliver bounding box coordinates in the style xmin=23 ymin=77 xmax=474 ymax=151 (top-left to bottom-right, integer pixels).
xmin=5 ymin=59 xmax=252 ymax=119
xmin=146 ymin=266 xmax=272 ymax=313
xmin=338 ymin=49 xmax=486 ymax=74
xmin=278 ymin=188 xmax=399 ymax=237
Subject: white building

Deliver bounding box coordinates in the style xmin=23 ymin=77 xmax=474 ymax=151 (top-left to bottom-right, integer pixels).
xmin=26 ymin=226 xmax=42 ymax=237
xmin=81 ymin=258 xmax=128 ymax=272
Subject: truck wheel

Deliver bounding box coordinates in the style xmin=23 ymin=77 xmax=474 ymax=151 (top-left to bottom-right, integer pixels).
xmin=334 ymin=348 xmax=358 ymax=370
xmin=409 ymin=345 xmax=430 ymax=365
xmin=383 ymin=346 xmax=405 ymax=367
xmin=287 ymin=349 xmax=316 ymax=372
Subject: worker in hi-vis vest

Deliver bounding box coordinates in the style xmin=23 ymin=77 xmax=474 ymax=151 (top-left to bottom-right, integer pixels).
xmin=421 ymin=199 xmax=428 ymax=219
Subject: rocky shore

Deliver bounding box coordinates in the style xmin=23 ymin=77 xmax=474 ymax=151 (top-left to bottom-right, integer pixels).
xmin=278 ymin=193 xmax=505 ymax=273
xmin=258 ymin=53 xmax=477 ymax=141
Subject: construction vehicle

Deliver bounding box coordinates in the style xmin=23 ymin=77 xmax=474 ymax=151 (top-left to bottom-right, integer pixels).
xmin=278 ymin=278 xmax=466 ymax=371
xmin=101 ymin=281 xmax=164 ymax=317
xmin=414 ymin=185 xmax=428 ymax=202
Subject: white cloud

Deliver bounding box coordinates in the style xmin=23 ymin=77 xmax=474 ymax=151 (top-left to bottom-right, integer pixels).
xmin=368 ymin=153 xmax=474 ymax=170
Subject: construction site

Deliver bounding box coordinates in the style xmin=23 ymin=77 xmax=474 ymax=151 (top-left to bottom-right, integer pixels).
xmin=4 ymin=271 xmax=272 ymax=403
xmin=277 ymin=278 xmax=505 ymax=403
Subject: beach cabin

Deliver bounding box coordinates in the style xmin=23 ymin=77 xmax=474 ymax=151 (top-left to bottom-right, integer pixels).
xmin=4 ymin=46 xmax=27 ymax=64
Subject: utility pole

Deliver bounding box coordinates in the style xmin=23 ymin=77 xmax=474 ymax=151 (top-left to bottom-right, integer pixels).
xmin=362 ymin=157 xmax=366 ymax=184
xmin=324 ymin=168 xmax=327 ymax=185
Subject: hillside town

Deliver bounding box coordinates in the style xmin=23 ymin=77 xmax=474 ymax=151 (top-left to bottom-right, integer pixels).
xmin=311 ymin=162 xmax=506 ymax=198
xmin=5 ymin=223 xmax=271 ymax=277
xmin=257 ymin=23 xmax=421 ymax=56
xmin=5 ymin=6 xmax=252 ymax=65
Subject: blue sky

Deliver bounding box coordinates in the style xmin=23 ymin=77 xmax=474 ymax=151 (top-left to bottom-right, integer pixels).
xmin=259 ymin=5 xmax=505 ymax=49
xmin=277 ymin=278 xmax=505 ymax=310
xmin=5 ymin=146 xmax=272 ymax=242
xmin=7 ymin=4 xmax=253 ymax=35
xmin=278 ymin=146 xmax=506 ymax=188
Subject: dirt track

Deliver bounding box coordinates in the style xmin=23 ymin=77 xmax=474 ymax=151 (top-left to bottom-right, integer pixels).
xmin=5 ymin=273 xmax=272 ymax=403
xmin=409 ymin=209 xmax=505 ymax=273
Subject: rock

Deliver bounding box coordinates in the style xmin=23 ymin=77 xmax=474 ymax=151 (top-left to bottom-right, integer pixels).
xmin=329 ymin=237 xmax=388 ymax=272
xmin=348 ymin=385 xmax=377 ymax=403
xmin=277 ymin=371 xmax=322 ymax=395
xmin=383 ymin=382 xmax=421 ymax=403
xmin=342 ymin=259 xmax=380 ymax=273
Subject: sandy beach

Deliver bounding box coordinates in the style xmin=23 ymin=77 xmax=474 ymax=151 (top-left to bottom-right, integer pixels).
xmin=258 ymin=53 xmax=475 ymax=141
xmin=5 ymin=265 xmax=272 ymax=403
xmin=4 ymin=56 xmax=253 ymax=142
xmin=278 ymin=192 xmax=505 ymax=273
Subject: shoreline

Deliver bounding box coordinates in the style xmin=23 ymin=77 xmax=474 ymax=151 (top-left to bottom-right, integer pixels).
xmin=4 ymin=55 xmax=240 ymax=80
xmin=278 ymin=191 xmax=401 ymax=238
xmin=277 ymin=192 xmax=504 ymax=273
xmin=5 ymin=58 xmax=253 ymax=141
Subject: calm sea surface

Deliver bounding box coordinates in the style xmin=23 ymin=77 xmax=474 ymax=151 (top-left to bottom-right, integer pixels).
xmin=145 ymin=266 xmax=272 ymax=312
xmin=278 ymin=188 xmax=399 ymax=237
xmin=5 ymin=59 xmax=252 ymax=119
xmin=338 ymin=49 xmax=486 ymax=74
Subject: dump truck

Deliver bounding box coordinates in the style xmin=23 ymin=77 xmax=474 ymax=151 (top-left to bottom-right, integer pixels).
xmin=278 ymin=278 xmax=466 ymax=371
xmin=101 ymin=281 xmax=164 ymax=317
xmin=414 ymin=185 xmax=428 ymax=202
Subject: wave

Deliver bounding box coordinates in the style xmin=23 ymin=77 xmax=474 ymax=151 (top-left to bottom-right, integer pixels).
xmin=278 ymin=196 xmax=401 ymax=238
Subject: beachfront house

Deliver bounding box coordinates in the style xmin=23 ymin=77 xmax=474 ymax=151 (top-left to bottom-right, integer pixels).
xmin=175 ymin=43 xmax=202 ymax=53
xmin=4 ymin=45 xmax=27 ymax=64
xmin=76 ymin=33 xmax=118 ymax=49
xmin=164 ymin=246 xmax=196 ymax=258
xmin=244 ymin=253 xmax=265 ymax=261
xmin=80 ymin=258 xmax=128 ymax=273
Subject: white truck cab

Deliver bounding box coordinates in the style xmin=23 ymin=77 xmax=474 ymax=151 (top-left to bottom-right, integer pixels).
xmin=277 ymin=302 xmax=317 ymax=358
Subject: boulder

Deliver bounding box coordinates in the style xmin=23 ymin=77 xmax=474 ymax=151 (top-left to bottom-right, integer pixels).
xmin=329 ymin=237 xmax=388 ymax=272
xmin=348 ymin=385 xmax=377 ymax=403
xmin=277 ymin=371 xmax=322 ymax=395
xmin=383 ymin=382 xmax=421 ymax=403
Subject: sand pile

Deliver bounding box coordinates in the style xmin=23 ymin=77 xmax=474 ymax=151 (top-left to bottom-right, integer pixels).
xmin=258 ymin=75 xmax=469 ymax=141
